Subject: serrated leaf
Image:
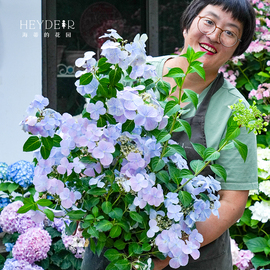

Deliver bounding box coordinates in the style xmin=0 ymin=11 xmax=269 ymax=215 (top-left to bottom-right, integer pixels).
xmin=150 ymin=157 xmax=165 ymax=172
xmin=44 ymin=208 xmax=55 ymax=221
xmin=67 ymin=210 xmax=86 ymax=220
xmin=53 ymin=134 xmax=62 ymax=147
xmin=178 ymin=119 xmax=191 ymax=139
xmin=114 ymin=239 xmax=127 ymax=250
xmin=104 ymin=249 xmax=122 ymax=261
xmin=109 ymin=208 xmax=123 ymax=220
xmin=36 ymin=199 xmax=53 ymax=207
xmin=129 ymin=211 xmax=143 ymax=223
xmin=157 ymin=80 xmax=171 ymax=96
xmin=190 ymin=160 xmax=205 ymax=174
xmin=41 ymin=136 xmax=54 ymax=151
xmin=191 ymin=143 xmax=206 ymax=159
xmin=23 ymin=136 xmax=41 ymax=152
xmin=178 ymin=191 xmax=193 ymax=207
xmin=251 ymin=254 xmax=270 ymax=269
xmin=189 ymin=61 xmax=205 ymax=80
xmin=96 ymin=220 xmax=113 ymax=231
xmin=179 ymin=169 xmax=194 ymax=179
xmin=87 ymin=188 xmax=107 ymax=196
xmin=164 ymin=101 xmax=181 ymax=117
xmin=246 ymin=237 xmax=268 ymax=253
xmin=109 ymin=225 xmax=122 ymax=238
xmin=80 ymin=73 xmax=93 ymax=85
xmin=204 ymin=148 xmax=220 ymax=161
xmin=156 ymin=170 xmax=170 ymax=184
xmin=167 ymin=144 xmax=186 ymax=159
xmin=157 ymin=130 xmax=171 ymax=143
xmin=183 ymin=89 xmax=199 ymax=109
xmin=109 ymin=68 xmax=121 ymax=86
xmin=210 ymin=164 xmax=227 ymax=181
xmin=7 ymin=183 xmax=19 ymax=193
xmin=102 ymin=201 xmax=112 ymax=214
xmin=17 ymin=202 xmax=37 ymax=213
xmin=115 ymin=259 xmax=131 ymax=270
xmin=122 ymin=120 xmax=135 ymax=133
xmin=225 ymin=126 xmax=241 ymax=141
xmin=40 ymin=145 xmax=51 ymax=160
xmin=164 ymin=67 xmax=185 ymax=78
xmin=233 ymin=139 xmax=248 ymax=162
xmin=168 ymin=162 xmax=182 ymax=185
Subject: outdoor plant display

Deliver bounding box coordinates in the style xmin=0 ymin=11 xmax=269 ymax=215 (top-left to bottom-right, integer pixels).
xmin=0 ymin=161 xmax=84 ymax=270
xmin=17 ymin=28 xmax=265 ymax=270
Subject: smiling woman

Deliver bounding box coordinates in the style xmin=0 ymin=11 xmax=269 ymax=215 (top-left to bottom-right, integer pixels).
xmin=150 ymin=0 xmax=257 ymax=269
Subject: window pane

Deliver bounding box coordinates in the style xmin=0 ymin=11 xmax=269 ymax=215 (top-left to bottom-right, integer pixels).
xmin=56 ymin=0 xmax=146 ymax=115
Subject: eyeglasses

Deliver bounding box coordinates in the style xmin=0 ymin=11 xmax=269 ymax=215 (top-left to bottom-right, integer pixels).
xmin=197 ymin=16 xmax=241 ymax=47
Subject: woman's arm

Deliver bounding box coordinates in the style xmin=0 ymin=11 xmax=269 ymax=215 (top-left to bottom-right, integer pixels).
xmin=153 ymin=189 xmax=249 ymax=270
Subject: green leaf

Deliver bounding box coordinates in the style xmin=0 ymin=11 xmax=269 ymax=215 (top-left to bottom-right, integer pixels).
xmin=179 ymin=169 xmax=194 ymax=179
xmin=109 ymin=225 xmax=122 ymax=238
xmin=164 ymin=67 xmax=185 ymax=78
xmin=87 ymin=226 xmax=99 ymax=238
xmin=129 ymin=211 xmax=143 ymax=223
xmin=67 ymin=210 xmax=86 ymax=220
xmin=178 ymin=191 xmax=193 ymax=207
xmin=17 ymin=202 xmax=37 ymax=213
xmin=108 ymin=208 xmax=123 ymax=220
xmin=219 ymin=140 xmax=234 ymax=150
xmin=258 ymin=71 xmax=270 ymax=78
xmin=53 ymin=134 xmax=62 ymax=147
xmin=36 ymin=199 xmax=53 ymax=207
xmin=246 ymin=237 xmax=268 ymax=253
xmin=104 ymin=249 xmax=122 ymax=261
xmin=23 ymin=136 xmax=41 ymax=152
xmin=43 ymin=208 xmax=54 ymax=222
xmin=178 ymin=119 xmax=191 ymax=139
xmin=157 ymin=80 xmax=171 ymax=96
xmin=114 ymin=239 xmax=127 ymax=250
xmin=41 ymin=136 xmax=54 ymax=151
xmin=183 ymin=89 xmax=199 ymax=109
xmin=7 ymin=183 xmax=20 ymax=193
xmin=210 ymin=164 xmax=227 ymax=181
xmin=87 ymin=188 xmax=107 ymax=196
xmin=157 ymin=130 xmax=171 ymax=143
xmin=0 ymin=183 xmax=9 ymax=191
xmin=168 ymin=163 xmax=182 ymax=185
xmin=156 ymin=170 xmax=170 ymax=184
xmin=233 ymin=139 xmax=248 ymax=162
xmin=102 ymin=201 xmax=112 ymax=214
xmin=190 ymin=160 xmax=205 ymax=174
xmin=96 ymin=220 xmax=113 ymax=232
xmin=251 ymin=254 xmax=270 ymax=269
xmin=80 ymin=73 xmax=93 ymax=85
xmin=109 ymin=68 xmax=121 ymax=86
xmin=204 ymin=148 xmax=220 ymax=162
xmin=115 ymin=259 xmax=131 ymax=270
xmin=122 ymin=120 xmax=135 ymax=133
xmin=164 ymin=101 xmax=181 ymax=117
xmin=150 ymin=157 xmax=165 ymax=172
xmin=191 ymin=143 xmax=206 ymax=159
xmin=225 ymin=126 xmax=241 ymax=141
xmin=189 ymin=61 xmax=205 ymax=79
xmin=40 ymin=145 xmax=51 ymax=160
xmin=167 ymin=144 xmax=186 ymax=159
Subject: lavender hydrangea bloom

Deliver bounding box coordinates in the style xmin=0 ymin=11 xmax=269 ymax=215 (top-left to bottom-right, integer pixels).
xmin=12 ymin=227 xmax=52 ymax=264
xmin=26 ymin=94 xmax=49 ymax=114
xmin=57 ymin=157 xmax=74 ymax=176
xmin=62 ymin=229 xmax=85 ymax=258
xmin=147 ymin=219 xmax=160 ymax=238
xmin=143 ymin=184 xmax=164 ymax=207
xmin=3 ymin=258 xmax=44 ymax=270
xmin=59 ymin=188 xmax=76 ymax=208
xmin=6 ymin=160 xmax=34 ymax=188
xmin=167 ymin=204 xmax=183 ymax=222
xmin=0 ymin=162 xmax=8 ymax=180
xmin=92 ymin=140 xmax=115 ymax=166
xmin=130 ymin=173 xmax=148 ymax=192
xmin=75 ymin=76 xmax=99 ymax=97
xmin=86 ymin=101 xmax=106 ymax=120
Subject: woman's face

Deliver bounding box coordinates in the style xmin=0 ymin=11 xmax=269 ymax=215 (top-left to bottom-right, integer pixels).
xmin=182 ymin=4 xmax=243 ymax=74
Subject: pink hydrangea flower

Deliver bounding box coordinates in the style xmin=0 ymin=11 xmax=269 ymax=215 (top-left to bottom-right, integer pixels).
xmin=12 ymin=227 xmax=52 ymax=264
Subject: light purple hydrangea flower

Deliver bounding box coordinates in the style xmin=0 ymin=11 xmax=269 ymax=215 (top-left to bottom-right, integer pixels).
xmin=86 ymin=101 xmax=106 ymax=120
xmin=3 ymin=258 xmax=44 ymax=270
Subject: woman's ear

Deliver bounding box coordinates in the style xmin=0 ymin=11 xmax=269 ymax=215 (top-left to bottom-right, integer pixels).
xmin=183 ymin=29 xmax=187 ymax=37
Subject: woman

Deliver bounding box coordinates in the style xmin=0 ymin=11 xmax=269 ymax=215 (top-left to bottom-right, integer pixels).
xmin=152 ymin=0 xmax=257 ymax=269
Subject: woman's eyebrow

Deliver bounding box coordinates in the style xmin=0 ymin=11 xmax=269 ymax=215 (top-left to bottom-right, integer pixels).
xmin=202 ymin=11 xmax=241 ymax=32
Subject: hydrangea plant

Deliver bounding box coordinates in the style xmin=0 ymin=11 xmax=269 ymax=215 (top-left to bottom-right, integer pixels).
xmin=18 ymin=29 xmax=264 ymax=270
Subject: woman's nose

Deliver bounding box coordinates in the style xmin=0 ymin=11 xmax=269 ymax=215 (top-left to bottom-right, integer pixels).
xmin=207 ymin=28 xmax=222 ymax=43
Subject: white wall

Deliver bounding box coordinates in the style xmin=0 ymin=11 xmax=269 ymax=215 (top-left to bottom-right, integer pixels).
xmin=0 ymin=0 xmax=42 ymax=164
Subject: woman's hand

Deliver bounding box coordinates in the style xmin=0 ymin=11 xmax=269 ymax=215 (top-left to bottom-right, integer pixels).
xmin=152 ymin=257 xmax=170 ymax=270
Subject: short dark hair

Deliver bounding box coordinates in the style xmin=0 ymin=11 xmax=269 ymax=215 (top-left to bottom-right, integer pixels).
xmin=181 ymin=0 xmax=256 ymax=56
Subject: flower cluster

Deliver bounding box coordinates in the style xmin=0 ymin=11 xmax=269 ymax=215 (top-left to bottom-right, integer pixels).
xmin=231 ymin=238 xmax=255 ymax=270
xmin=6 ymin=160 xmax=35 ymax=188
xmin=19 ymin=29 xmax=252 ymax=269
xmin=20 ymin=95 xmax=62 ymax=138
xmin=12 ymin=227 xmax=51 ymax=264
xmin=3 ymin=258 xmax=44 ymax=270
xmin=0 ymin=162 xmax=8 ymax=180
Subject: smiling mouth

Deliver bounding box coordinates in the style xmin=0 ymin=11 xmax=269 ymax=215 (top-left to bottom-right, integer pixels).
xmin=200 ymin=43 xmax=217 ymax=54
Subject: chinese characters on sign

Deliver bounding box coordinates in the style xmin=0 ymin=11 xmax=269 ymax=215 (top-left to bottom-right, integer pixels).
xmin=20 ymin=20 xmax=75 ymax=38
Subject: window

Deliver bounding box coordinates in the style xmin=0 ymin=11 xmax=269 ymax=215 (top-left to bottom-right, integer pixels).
xmin=42 ymin=0 xmax=191 ymax=115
